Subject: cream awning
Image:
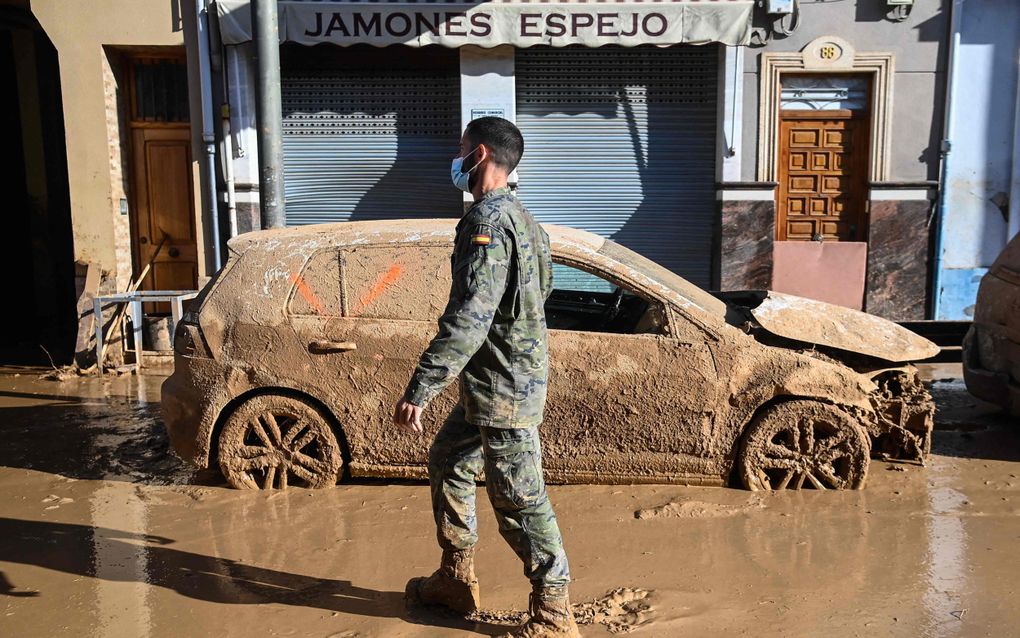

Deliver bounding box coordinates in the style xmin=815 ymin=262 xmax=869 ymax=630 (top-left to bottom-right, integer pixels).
xmin=214 ymin=0 xmax=753 ymax=48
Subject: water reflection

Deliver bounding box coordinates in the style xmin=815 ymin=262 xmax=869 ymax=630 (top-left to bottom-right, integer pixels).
xmin=91 ymin=483 xmax=152 ymax=637
xmin=923 ymin=459 xmax=969 ymax=636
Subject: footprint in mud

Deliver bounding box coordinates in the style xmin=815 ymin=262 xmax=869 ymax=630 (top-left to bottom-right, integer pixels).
xmin=468 ymin=587 xmax=655 ymax=635
xmin=633 ymin=498 xmax=765 ymax=520
xmin=572 ymin=587 xmax=654 ymax=634
xmin=41 ymin=494 xmax=74 ymax=510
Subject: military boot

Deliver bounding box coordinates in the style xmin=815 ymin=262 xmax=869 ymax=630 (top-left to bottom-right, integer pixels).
xmin=405 ymin=548 xmax=480 ymax=614
xmin=499 ymin=586 xmax=581 ymax=638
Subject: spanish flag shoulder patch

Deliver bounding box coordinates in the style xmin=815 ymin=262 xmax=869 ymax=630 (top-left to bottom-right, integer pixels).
xmin=471 ymin=234 xmax=492 ymax=245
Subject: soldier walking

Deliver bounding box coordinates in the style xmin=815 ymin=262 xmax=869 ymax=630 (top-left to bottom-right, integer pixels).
xmin=393 ymin=117 xmax=580 ymax=638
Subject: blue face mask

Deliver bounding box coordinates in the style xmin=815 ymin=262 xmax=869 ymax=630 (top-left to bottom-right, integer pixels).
xmin=450 ymin=146 xmax=482 ymax=192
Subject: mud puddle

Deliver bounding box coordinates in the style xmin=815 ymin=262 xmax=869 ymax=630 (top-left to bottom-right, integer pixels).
xmin=0 ymin=371 xmax=208 ymax=486
xmin=1 ymin=368 xmax=1019 ymax=636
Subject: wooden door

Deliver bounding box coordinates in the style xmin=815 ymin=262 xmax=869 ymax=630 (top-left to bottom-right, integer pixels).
xmin=127 ymin=54 xmax=198 ymax=297
xmin=130 ymin=126 xmax=198 ymax=293
xmin=777 ymin=111 xmax=870 ymax=242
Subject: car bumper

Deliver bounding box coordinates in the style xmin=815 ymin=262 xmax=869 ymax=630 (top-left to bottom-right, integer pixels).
xmin=161 ymin=355 xmax=233 ymax=468
xmin=963 ymin=325 xmax=1020 ymax=416
xmin=867 ymin=365 xmax=935 ymax=462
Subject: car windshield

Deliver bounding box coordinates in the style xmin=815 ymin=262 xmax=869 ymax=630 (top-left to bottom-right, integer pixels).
xmin=597 ymin=240 xmax=727 ymax=317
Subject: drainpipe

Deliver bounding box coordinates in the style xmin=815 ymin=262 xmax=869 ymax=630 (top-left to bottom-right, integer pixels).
xmin=932 ymin=0 xmax=963 ymax=320
xmin=196 ymin=0 xmax=223 ymax=271
xmin=252 ymin=0 xmax=286 ymax=228
xmin=207 ymin=5 xmax=239 ymax=238
xmin=1008 ymin=49 xmax=1020 ymax=240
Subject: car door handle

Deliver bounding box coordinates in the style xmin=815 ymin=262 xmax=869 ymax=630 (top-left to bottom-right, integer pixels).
xmin=308 ymin=340 xmax=358 ymax=354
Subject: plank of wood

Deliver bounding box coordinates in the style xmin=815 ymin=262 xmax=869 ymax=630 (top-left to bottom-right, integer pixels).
xmin=72 ymin=264 xmax=101 ymax=368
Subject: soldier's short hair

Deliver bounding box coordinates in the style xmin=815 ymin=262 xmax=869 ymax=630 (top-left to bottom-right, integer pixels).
xmin=465 ymin=117 xmax=524 ymax=172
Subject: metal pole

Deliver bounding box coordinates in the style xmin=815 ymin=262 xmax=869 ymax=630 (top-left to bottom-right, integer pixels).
xmin=252 ymin=0 xmax=286 ymax=228
xmin=932 ymin=0 xmax=963 ymax=320
xmin=196 ymin=0 xmax=223 ymax=271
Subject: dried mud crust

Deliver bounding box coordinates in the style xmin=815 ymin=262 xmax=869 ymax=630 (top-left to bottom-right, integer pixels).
xmin=738 ymin=400 xmax=871 ymax=490
xmin=634 ymin=498 xmax=765 ymax=519
xmin=217 ymin=394 xmax=343 ymax=490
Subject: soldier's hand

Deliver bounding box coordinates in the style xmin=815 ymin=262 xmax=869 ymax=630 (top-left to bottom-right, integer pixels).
xmin=393 ymin=399 xmax=424 ymax=433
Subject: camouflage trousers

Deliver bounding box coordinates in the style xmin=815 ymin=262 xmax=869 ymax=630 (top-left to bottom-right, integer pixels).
xmin=428 ymin=405 xmax=570 ymax=588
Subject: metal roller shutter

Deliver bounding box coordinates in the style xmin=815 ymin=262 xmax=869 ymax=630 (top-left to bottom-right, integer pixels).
xmin=281 ymin=70 xmax=461 ymax=225
xmin=516 ymin=46 xmax=719 ymax=288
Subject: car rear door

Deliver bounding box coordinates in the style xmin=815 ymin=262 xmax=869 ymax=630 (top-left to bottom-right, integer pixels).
xmin=288 ymin=242 xmax=455 ymax=475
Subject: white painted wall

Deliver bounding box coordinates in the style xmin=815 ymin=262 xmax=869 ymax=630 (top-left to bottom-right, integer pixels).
xmin=942 ymin=0 xmax=1019 ymax=270
xmin=226 ymin=43 xmax=259 ymax=190
xmin=938 ymin=0 xmax=1020 ymax=319
xmin=459 ymin=45 xmax=516 ymax=129
xmin=459 ymin=45 xmax=515 ymax=206
xmin=717 ymin=45 xmax=743 ymax=184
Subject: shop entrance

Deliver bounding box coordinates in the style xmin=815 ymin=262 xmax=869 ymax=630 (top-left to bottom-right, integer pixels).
xmin=126 ymin=54 xmax=199 ymax=295
xmin=279 ymin=44 xmax=461 ymax=225
xmin=515 ymin=45 xmax=719 ymax=289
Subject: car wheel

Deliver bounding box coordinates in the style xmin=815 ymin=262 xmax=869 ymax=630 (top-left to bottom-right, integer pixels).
xmin=218 ymin=393 xmax=343 ymax=490
xmin=738 ymin=400 xmax=870 ymax=491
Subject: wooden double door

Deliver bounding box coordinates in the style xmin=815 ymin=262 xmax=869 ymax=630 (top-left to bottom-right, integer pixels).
xmin=777 ymin=110 xmax=870 ymax=242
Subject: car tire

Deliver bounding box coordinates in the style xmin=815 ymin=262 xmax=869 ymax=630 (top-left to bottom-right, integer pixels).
xmin=218 ymin=393 xmax=343 ymax=490
xmin=738 ymin=400 xmax=870 ymax=491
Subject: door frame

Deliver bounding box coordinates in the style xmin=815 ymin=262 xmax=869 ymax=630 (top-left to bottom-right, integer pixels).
xmin=124 ymin=50 xmax=201 ymax=289
xmin=756 ymin=36 xmax=893 ymax=184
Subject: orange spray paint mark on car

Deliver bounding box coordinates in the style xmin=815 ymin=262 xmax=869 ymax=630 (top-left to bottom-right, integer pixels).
xmin=290 ymin=272 xmax=327 ymax=315
xmin=352 ymin=264 xmax=404 ymax=315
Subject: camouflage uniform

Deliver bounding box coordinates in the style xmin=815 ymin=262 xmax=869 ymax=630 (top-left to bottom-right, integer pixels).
xmin=404 ymin=186 xmax=570 ymax=589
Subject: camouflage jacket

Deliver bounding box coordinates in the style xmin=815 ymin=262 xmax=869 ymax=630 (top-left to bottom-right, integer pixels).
xmin=403 ymin=186 xmax=553 ymax=428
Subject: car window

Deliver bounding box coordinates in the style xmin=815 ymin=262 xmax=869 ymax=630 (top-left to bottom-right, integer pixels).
xmin=343 ymin=245 xmax=451 ymax=321
xmin=551 ymin=264 xmax=616 ymax=293
xmin=288 ymin=249 xmax=342 ymax=316
xmin=546 ymin=261 xmax=667 ymax=335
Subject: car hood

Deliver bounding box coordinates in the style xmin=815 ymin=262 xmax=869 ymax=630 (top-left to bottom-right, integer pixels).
xmin=717 ymin=291 xmax=940 ymax=363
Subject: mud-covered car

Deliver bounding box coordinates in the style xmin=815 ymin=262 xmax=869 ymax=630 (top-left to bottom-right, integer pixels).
xmin=162 ymin=220 xmax=938 ymax=492
xmin=963 ymin=232 xmax=1020 ymax=416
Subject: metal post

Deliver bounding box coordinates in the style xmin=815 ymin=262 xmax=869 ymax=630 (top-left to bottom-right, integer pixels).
xmin=252 ymin=0 xmax=286 ymax=228
xmin=170 ymin=295 xmax=186 ymax=341
xmin=93 ymin=298 xmax=105 ymax=376
xmin=131 ymin=300 xmax=144 ymax=370
xmin=196 ymin=0 xmax=223 ymax=270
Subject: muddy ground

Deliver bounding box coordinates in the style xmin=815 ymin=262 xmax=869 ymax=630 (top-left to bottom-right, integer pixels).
xmin=0 ymin=365 xmax=1017 ymax=637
